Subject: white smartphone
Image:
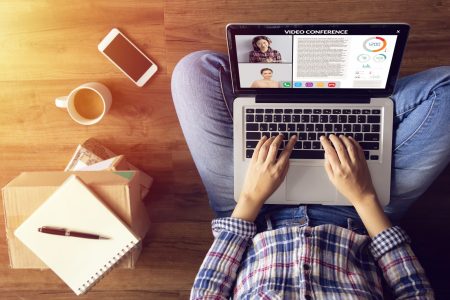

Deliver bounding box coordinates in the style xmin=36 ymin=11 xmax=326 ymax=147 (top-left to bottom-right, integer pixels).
xmin=98 ymin=28 xmax=158 ymax=87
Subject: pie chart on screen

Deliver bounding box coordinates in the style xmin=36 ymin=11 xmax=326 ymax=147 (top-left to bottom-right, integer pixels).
xmin=363 ymin=37 xmax=387 ymax=52
xmin=374 ymin=54 xmax=387 ymax=62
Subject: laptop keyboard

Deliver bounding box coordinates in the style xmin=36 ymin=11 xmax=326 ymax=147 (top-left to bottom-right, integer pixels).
xmin=245 ymin=107 xmax=381 ymax=160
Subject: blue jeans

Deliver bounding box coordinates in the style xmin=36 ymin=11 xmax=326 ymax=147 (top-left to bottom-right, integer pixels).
xmin=171 ymin=50 xmax=450 ymax=231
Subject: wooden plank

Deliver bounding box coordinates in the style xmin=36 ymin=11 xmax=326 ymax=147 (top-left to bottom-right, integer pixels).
xmin=0 ymin=1 xmax=166 ymax=80
xmin=0 ymin=290 xmax=187 ymax=300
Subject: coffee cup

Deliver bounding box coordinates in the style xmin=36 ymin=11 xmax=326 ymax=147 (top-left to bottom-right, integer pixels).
xmin=55 ymin=82 xmax=112 ymax=125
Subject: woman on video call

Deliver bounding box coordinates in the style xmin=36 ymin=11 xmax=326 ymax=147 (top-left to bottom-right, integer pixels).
xmin=250 ymin=68 xmax=281 ymax=88
xmin=249 ymin=35 xmax=283 ymax=63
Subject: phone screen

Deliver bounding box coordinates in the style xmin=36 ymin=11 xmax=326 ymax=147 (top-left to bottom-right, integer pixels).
xmin=103 ymin=33 xmax=153 ymax=81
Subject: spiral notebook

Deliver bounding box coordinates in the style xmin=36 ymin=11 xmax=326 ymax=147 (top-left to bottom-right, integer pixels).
xmin=14 ymin=175 xmax=140 ymax=295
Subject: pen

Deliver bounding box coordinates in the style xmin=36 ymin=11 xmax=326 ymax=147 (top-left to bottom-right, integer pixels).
xmin=38 ymin=226 xmax=109 ymax=240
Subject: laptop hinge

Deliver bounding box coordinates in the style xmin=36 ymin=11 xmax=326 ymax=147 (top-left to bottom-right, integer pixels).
xmin=255 ymin=94 xmax=370 ymax=104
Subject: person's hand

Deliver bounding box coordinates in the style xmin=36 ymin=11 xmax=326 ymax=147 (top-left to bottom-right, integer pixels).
xmin=320 ymin=134 xmax=377 ymax=206
xmin=231 ymin=134 xmax=297 ymax=222
xmin=320 ymin=134 xmax=392 ymax=237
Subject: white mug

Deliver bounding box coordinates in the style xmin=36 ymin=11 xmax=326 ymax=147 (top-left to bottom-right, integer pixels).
xmin=55 ymin=82 xmax=112 ymax=125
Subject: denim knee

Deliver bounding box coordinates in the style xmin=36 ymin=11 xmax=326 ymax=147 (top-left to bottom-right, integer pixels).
xmin=171 ymin=50 xmax=227 ymax=108
xmin=426 ymin=65 xmax=450 ymax=79
xmin=430 ymin=67 xmax=450 ymax=114
xmin=172 ymin=50 xmax=224 ymax=82
xmin=423 ymin=66 xmax=450 ymax=93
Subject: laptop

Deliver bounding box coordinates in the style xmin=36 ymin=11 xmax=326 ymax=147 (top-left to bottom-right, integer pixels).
xmin=227 ymin=23 xmax=409 ymax=206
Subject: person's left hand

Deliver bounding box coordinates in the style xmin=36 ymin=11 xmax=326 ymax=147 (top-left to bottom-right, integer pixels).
xmin=320 ymin=134 xmax=377 ymax=207
xmin=231 ymin=134 xmax=297 ymax=222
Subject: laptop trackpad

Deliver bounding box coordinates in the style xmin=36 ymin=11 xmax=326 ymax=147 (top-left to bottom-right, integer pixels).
xmin=286 ymin=166 xmax=336 ymax=203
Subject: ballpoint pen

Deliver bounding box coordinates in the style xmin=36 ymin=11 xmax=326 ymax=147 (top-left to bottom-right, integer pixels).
xmin=38 ymin=226 xmax=109 ymax=240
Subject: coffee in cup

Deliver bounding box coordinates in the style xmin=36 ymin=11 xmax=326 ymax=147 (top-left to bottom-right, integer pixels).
xmin=55 ymin=82 xmax=112 ymax=125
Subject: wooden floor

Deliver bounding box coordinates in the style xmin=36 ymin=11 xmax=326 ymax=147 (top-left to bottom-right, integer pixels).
xmin=0 ymin=1 xmax=449 ymax=299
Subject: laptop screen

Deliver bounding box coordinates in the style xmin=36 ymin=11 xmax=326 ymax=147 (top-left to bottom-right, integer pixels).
xmin=227 ymin=24 xmax=409 ymax=97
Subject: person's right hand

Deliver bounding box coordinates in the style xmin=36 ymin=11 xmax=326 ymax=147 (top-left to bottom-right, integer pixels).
xmin=231 ymin=134 xmax=296 ymax=222
xmin=320 ymin=134 xmax=377 ymax=206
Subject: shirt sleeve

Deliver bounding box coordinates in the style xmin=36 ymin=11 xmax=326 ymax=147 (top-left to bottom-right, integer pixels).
xmin=369 ymin=226 xmax=435 ymax=299
xmin=190 ymin=217 xmax=257 ymax=300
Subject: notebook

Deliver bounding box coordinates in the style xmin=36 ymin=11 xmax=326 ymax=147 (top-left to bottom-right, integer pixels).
xmin=14 ymin=175 xmax=140 ymax=295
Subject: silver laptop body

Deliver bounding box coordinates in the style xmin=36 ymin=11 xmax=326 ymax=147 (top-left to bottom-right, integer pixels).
xmin=227 ymin=23 xmax=410 ymax=206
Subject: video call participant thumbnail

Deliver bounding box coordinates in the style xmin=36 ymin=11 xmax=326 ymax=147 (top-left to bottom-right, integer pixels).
xmin=250 ymin=68 xmax=281 ymax=88
xmin=249 ymin=36 xmax=282 ymax=63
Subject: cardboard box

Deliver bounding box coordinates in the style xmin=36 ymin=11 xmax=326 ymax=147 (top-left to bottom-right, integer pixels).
xmin=65 ymin=138 xmax=153 ymax=199
xmin=2 ymin=171 xmax=150 ymax=269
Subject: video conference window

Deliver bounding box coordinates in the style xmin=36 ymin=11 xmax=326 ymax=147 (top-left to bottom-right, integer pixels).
xmin=235 ymin=33 xmax=398 ymax=89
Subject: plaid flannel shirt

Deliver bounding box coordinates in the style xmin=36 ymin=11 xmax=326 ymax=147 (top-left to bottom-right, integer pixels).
xmin=249 ymin=48 xmax=282 ymax=63
xmin=191 ymin=217 xmax=434 ymax=300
